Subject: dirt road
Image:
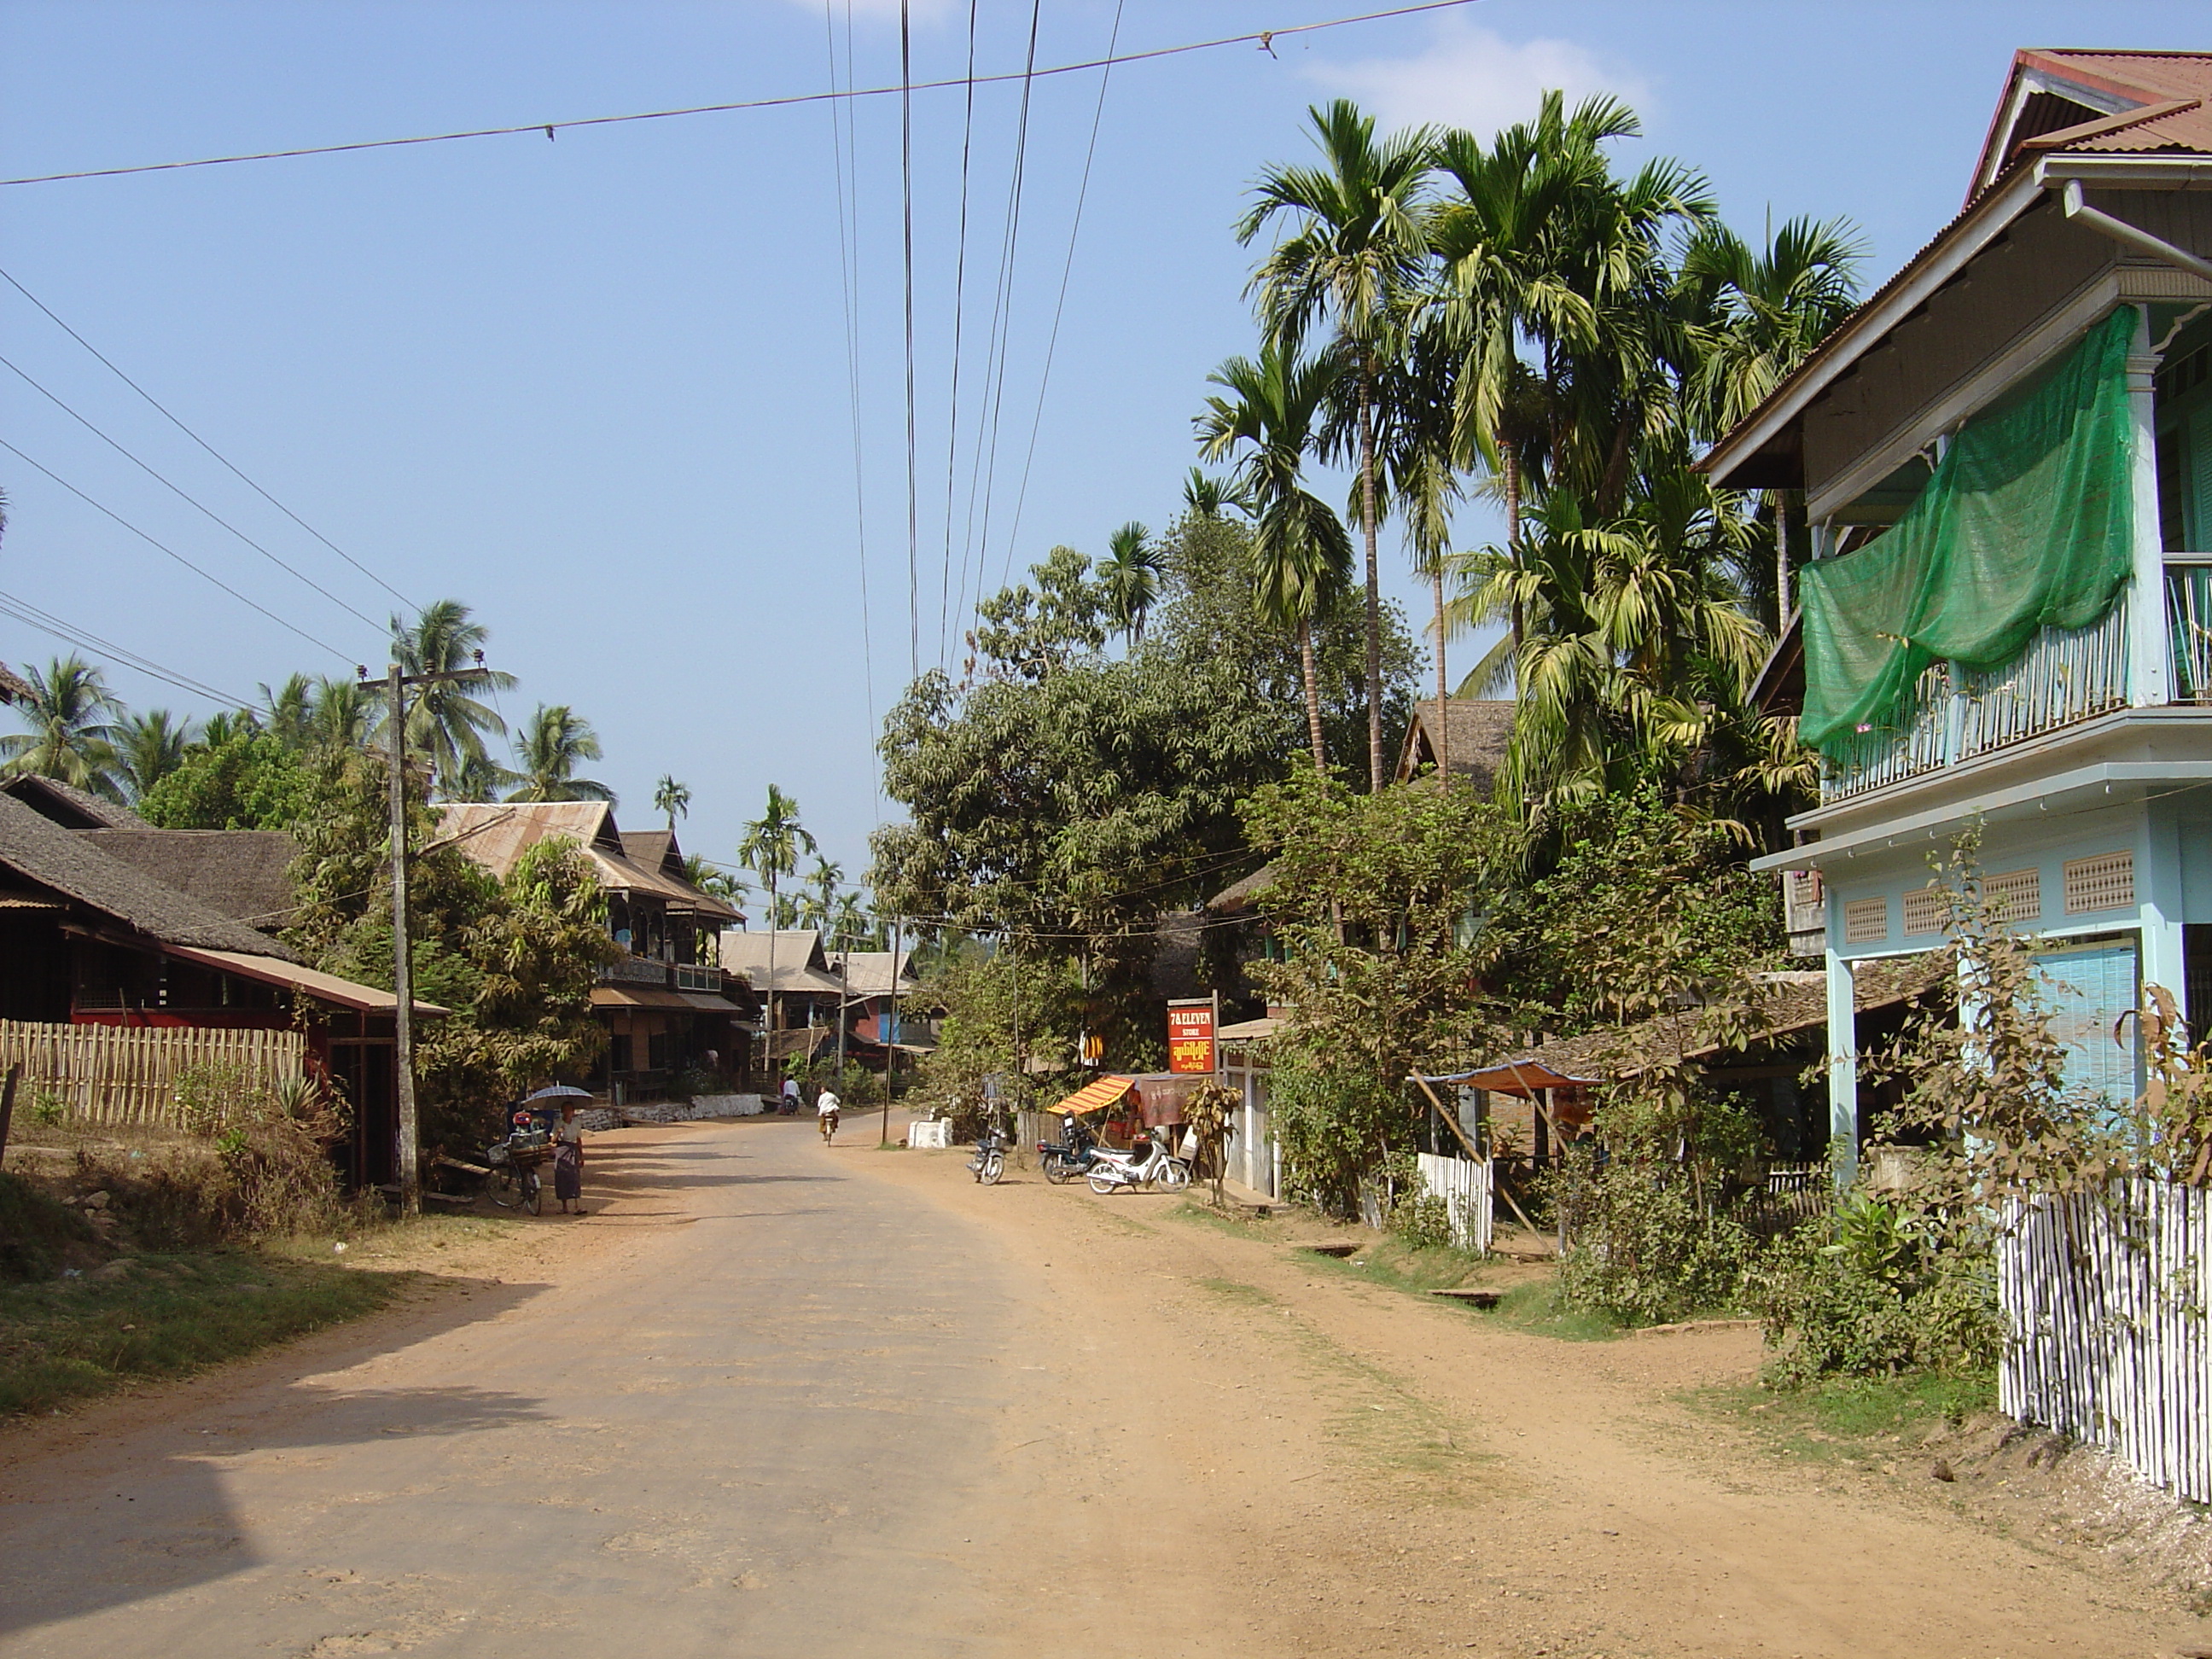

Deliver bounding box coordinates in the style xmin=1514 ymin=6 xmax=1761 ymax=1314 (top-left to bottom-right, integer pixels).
xmin=0 ymin=1118 xmax=2199 ymax=1656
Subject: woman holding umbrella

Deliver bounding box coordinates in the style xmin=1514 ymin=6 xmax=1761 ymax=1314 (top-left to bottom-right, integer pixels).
xmin=525 ymin=1085 xmax=595 ymax=1215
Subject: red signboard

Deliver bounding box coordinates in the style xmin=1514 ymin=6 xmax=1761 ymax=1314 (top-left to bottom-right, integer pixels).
xmin=1167 ymin=998 xmax=1216 ymax=1074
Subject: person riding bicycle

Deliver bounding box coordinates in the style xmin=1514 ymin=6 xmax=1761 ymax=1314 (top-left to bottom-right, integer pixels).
xmin=816 ymin=1086 xmax=841 ymax=1141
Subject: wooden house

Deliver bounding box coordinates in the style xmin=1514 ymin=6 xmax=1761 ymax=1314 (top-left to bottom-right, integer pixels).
xmin=1703 ymin=49 xmax=2212 ymax=1174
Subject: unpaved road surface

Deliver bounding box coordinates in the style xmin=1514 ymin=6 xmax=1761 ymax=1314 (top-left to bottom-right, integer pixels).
xmin=0 ymin=1118 xmax=2201 ymax=1656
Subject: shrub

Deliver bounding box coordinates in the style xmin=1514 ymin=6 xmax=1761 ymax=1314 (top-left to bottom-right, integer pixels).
xmin=28 ymin=1091 xmax=67 ymax=1127
xmin=1555 ymin=1150 xmax=1759 ymax=1324
xmin=1390 ymin=1188 xmax=1455 ymax=1253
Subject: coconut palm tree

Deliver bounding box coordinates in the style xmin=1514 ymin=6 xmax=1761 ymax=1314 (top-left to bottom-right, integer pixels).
xmin=0 ymin=655 xmax=122 ymax=799
xmin=383 ymin=599 xmax=516 ymax=795
xmin=738 ymin=786 xmax=816 ymax=1034
xmin=681 ymin=853 xmax=742 ymax=904
xmin=1240 ymin=98 xmax=1435 ymax=791
xmin=113 ymin=709 xmax=195 ymax=802
xmin=1679 ymin=215 xmax=1862 ymax=622
xmin=653 ymin=775 xmax=692 ymax=834
xmin=1197 ymin=341 xmax=1354 ymax=772
xmin=505 ymin=705 xmax=614 ymax=803
xmin=306 ymin=675 xmax=377 ymax=752
xmin=829 ymin=888 xmax=876 ymax=952
xmin=259 ymin=674 xmax=317 ymax=750
xmin=449 ymin=751 xmax=521 ymax=802
xmin=1097 ymin=522 xmax=1161 ymax=649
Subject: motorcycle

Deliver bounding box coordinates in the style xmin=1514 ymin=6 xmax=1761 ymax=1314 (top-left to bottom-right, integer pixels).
xmin=1039 ymin=1115 xmax=1103 ymax=1186
xmin=968 ymin=1122 xmax=1009 ymax=1185
xmin=1085 ymin=1135 xmax=1190 ymax=1196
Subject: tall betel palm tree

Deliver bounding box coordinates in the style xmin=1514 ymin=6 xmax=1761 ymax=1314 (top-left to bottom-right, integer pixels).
xmin=802 ymin=855 xmax=845 ymax=934
xmin=1197 ymin=341 xmax=1355 ymax=773
xmin=114 ymin=709 xmax=195 ymax=802
xmin=1240 ymin=98 xmax=1435 ymax=791
xmin=653 ymin=775 xmax=692 ymax=835
xmin=738 ymin=786 xmax=817 ymax=1035
xmin=0 ymin=655 xmax=122 ymax=799
xmin=506 ymin=705 xmax=614 ymax=803
xmin=1097 ymin=522 xmax=1161 ymax=649
xmin=384 ymin=599 xmax=516 ymax=795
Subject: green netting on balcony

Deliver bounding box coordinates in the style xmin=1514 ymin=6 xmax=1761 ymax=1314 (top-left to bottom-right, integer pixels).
xmin=1800 ymin=306 xmax=2138 ymax=753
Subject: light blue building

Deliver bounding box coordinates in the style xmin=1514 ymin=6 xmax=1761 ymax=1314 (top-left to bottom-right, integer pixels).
xmin=1707 ymin=49 xmax=2212 ymax=1174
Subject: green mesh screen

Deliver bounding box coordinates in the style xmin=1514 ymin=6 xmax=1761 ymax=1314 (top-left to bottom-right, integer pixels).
xmin=1800 ymin=306 xmax=2139 ymax=753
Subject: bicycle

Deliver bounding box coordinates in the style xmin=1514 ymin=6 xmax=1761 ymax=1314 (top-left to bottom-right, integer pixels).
xmin=483 ymin=1141 xmax=544 ymax=1214
xmin=819 ymin=1110 xmax=840 ymax=1146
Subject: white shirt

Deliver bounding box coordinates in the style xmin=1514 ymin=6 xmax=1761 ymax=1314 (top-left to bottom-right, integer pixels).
xmin=783 ymin=1079 xmax=800 ymax=1098
xmin=817 ymin=1091 xmax=841 ymax=1116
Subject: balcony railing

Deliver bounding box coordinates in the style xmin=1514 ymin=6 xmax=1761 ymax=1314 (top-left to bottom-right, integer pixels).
xmin=674 ymin=963 xmax=721 ymax=993
xmin=2168 ymin=557 xmax=2212 ymax=701
xmin=597 ymin=955 xmax=672 ymax=987
xmin=1820 ymin=598 xmax=2133 ymax=802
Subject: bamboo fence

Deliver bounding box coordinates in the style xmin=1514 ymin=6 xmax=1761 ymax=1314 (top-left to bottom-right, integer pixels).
xmin=2000 ymin=1179 xmax=2212 ymax=1503
xmin=0 ymin=1019 xmax=306 ymax=1131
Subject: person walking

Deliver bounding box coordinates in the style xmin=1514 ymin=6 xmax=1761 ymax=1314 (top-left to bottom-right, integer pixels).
xmin=553 ymin=1102 xmax=587 ymax=1215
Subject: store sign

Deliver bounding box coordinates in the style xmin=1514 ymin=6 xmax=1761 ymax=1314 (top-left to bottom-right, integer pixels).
xmin=1167 ymin=998 xmax=1216 ymax=1074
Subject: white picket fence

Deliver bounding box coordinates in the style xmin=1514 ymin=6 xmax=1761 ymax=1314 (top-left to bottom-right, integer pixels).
xmin=1415 ymin=1151 xmax=1494 ymax=1254
xmin=2000 ymin=1179 xmax=2212 ymax=1502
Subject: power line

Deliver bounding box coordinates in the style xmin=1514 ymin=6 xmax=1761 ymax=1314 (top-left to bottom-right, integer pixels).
xmin=900 ymin=0 xmax=920 ymax=683
xmin=0 ymin=439 xmax=352 ymax=662
xmin=0 ymin=3 xmax=1480 ymax=188
xmin=0 ymin=264 xmax=416 ymax=609
xmin=935 ymin=0 xmax=981 ymax=673
xmin=0 ymin=351 xmax=384 ymax=630
xmin=963 ymin=0 xmax=1045 ymax=647
xmin=1001 ymin=0 xmax=1128 ymax=595
xmin=0 ymin=585 xmax=257 ymax=708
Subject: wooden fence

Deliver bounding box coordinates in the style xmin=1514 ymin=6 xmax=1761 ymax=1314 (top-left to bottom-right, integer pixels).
xmin=2000 ymin=1179 xmax=2212 ymax=1503
xmin=0 ymin=1020 xmax=306 ymax=1130
xmin=1415 ymin=1152 xmax=1495 ymax=1254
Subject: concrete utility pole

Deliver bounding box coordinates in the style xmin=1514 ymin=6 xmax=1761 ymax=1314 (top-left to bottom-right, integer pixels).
xmin=375 ymin=653 xmax=492 ymax=1218
xmin=881 ymin=917 xmax=901 ymax=1149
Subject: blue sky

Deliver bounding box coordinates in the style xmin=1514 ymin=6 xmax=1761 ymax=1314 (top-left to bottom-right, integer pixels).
xmin=1 ymin=1 xmax=2200 ymax=890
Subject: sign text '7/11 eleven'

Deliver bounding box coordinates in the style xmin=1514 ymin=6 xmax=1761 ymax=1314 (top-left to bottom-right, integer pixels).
xmin=1167 ymin=997 xmax=1217 ymax=1075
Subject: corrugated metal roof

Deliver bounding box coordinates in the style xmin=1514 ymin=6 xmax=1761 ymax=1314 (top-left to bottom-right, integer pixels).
xmin=163 ymin=945 xmax=447 ymax=1016
xmin=437 ymin=802 xmax=737 ymax=922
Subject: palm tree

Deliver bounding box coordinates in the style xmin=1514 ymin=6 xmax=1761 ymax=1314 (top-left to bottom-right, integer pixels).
xmin=1197 ymin=341 xmax=1354 ymax=772
xmin=506 ymin=705 xmax=614 ymax=803
xmin=306 ymin=675 xmax=376 ymax=752
xmin=1097 ymin=521 xmax=1161 ymax=649
xmin=653 ymin=775 xmax=692 ymax=834
xmin=680 ymin=853 xmax=742 ymax=904
xmin=805 ymin=854 xmax=845 ymax=933
xmin=1679 ymin=215 xmax=1862 ymax=622
xmin=1182 ymin=469 xmax=1243 ymax=521
xmin=0 ymin=655 xmax=122 ymax=799
xmin=1240 ymin=98 xmax=1435 ymax=791
xmin=259 ymin=674 xmax=316 ymax=750
xmin=829 ymin=888 xmax=876 ymax=952
xmin=384 ymin=599 xmax=516 ymax=795
xmin=114 ymin=709 xmax=195 ymax=801
xmin=449 ymin=751 xmax=521 ymax=802
xmin=738 ymin=786 xmax=817 ymax=1034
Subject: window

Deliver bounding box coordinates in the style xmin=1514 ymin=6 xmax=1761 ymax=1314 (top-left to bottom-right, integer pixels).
xmin=2063 ymin=851 xmax=2134 ymax=915
xmin=1843 ymin=896 xmax=1889 ymax=944
xmin=2157 ymin=326 xmax=2212 ymax=552
xmin=608 ymin=1034 xmax=632 ymax=1074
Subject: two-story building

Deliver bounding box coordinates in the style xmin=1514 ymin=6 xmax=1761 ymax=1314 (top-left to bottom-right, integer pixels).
xmin=437 ymin=802 xmax=749 ymax=1098
xmin=1706 ymin=49 xmax=2212 ymax=1173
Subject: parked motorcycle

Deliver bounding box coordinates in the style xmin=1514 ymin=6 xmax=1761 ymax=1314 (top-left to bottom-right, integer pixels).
xmin=968 ymin=1121 xmax=1010 ymax=1185
xmin=1085 ymin=1135 xmax=1190 ymax=1196
xmin=1039 ymin=1114 xmax=1102 ymax=1185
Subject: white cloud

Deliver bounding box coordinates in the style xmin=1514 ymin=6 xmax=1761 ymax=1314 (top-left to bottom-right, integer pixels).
xmin=1303 ymin=20 xmax=1648 ymax=138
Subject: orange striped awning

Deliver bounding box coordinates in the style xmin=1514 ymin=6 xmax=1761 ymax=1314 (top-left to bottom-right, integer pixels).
xmin=1049 ymin=1074 xmax=1136 ymax=1117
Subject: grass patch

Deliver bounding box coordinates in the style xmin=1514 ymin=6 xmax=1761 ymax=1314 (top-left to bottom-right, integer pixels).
xmin=1195 ymin=1274 xmax=1276 ymax=1307
xmin=1291 ymin=1232 xmax=1625 ymax=1342
xmin=0 ymin=1250 xmax=411 ymax=1418
xmin=1691 ymin=1371 xmax=1999 ymax=1470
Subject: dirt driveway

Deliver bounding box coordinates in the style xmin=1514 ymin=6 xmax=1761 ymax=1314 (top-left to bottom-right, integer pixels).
xmin=0 ymin=1117 xmax=2199 ymax=1657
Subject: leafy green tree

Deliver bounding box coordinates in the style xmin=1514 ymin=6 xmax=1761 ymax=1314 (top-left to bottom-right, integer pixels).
xmin=968 ymin=545 xmax=1108 ymax=679
xmin=653 ymin=775 xmax=691 ymax=833
xmin=0 ymin=655 xmax=121 ymax=798
xmin=113 ymin=709 xmax=195 ymax=802
xmin=137 ymin=730 xmax=315 ymax=830
xmin=1242 ymin=98 xmax=1436 ymax=791
xmin=1097 ymin=521 xmax=1161 ymax=649
xmin=506 ymin=704 xmax=614 ymax=803
xmin=1197 ymin=341 xmax=1354 ymax=771
xmin=383 ymin=599 xmax=516 ymax=795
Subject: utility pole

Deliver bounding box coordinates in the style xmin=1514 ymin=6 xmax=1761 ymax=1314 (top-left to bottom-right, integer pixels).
xmin=881 ymin=916 xmax=902 ymax=1149
xmin=373 ymin=653 xmax=489 ymax=1219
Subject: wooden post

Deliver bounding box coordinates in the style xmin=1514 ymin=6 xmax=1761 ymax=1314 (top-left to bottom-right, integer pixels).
xmin=0 ymin=1063 xmax=19 ymax=1167
xmin=388 ymin=665 xmax=421 ymax=1217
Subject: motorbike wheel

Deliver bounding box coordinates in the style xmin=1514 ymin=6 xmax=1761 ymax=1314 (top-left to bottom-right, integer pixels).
xmin=1087 ymin=1170 xmax=1119 ymax=1196
xmin=1160 ymin=1158 xmax=1191 ymax=1191
xmin=1042 ymin=1155 xmax=1074 ymax=1186
xmin=980 ymin=1149 xmax=1005 ymax=1185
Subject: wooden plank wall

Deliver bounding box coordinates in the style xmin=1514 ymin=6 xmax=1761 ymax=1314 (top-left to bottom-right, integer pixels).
xmin=1415 ymin=1151 xmax=1495 ymax=1254
xmin=2000 ymin=1180 xmax=2212 ymax=1504
xmin=0 ymin=1019 xmax=307 ymax=1130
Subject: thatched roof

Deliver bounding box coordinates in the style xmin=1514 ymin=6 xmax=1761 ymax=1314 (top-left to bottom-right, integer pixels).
xmin=2 ymin=774 xmax=149 ymax=830
xmin=1205 ymin=864 xmax=1276 ymax=916
xmin=1395 ymin=698 xmax=1516 ymax=790
xmin=0 ymin=662 xmax=34 ymax=707
xmin=78 ymin=830 xmax=297 ymax=933
xmin=0 ymin=792 xmax=302 ymax=961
